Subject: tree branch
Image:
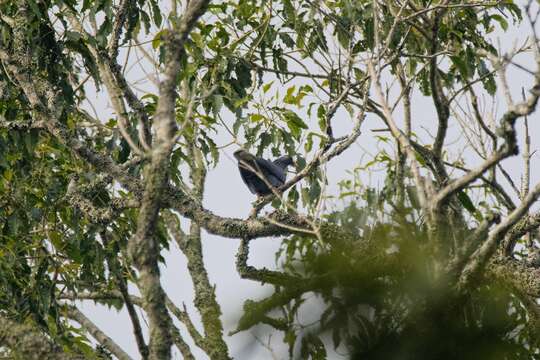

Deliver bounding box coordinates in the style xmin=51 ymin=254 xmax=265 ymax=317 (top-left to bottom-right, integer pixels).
xmin=459 ymin=180 xmax=540 ymax=288
xmin=108 ymin=0 xmax=132 ymax=60
xmin=236 ymin=238 xmax=304 ymax=286
xmin=432 ymin=76 xmax=540 ymax=211
xmin=127 ymin=1 xmax=211 ymax=358
xmin=67 ymin=306 xmax=133 ymax=360
xmin=0 ymin=315 xmax=80 ymax=359
xmin=102 ymin=231 xmax=149 ymax=360
xmin=488 ymin=256 xmax=540 ymax=298
xmin=430 ymin=0 xmax=451 ymax=157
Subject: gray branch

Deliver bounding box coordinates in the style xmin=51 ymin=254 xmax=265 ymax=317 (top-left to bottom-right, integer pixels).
xmin=66 ymin=306 xmax=133 ymax=360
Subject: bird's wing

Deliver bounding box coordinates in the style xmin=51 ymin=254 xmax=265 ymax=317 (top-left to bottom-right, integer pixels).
xmin=238 ymin=166 xmax=260 ymax=194
xmin=255 ymin=157 xmax=287 ymax=184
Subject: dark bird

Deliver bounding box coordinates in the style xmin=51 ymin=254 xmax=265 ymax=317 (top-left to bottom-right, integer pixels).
xmin=233 ymin=149 xmax=294 ymax=196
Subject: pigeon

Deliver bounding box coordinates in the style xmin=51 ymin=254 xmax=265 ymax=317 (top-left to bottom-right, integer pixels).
xmin=233 ymin=149 xmax=294 ymax=196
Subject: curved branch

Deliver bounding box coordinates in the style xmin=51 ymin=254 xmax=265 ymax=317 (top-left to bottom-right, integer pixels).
xmin=236 ymin=238 xmax=304 ymax=286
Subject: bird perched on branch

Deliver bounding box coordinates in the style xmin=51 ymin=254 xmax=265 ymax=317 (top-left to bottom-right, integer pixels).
xmin=233 ymin=149 xmax=294 ymax=196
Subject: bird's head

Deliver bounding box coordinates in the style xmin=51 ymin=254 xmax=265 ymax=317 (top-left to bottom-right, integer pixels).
xmin=233 ymin=149 xmax=254 ymax=163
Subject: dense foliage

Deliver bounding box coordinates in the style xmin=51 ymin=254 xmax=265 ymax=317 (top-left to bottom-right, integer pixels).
xmin=0 ymin=0 xmax=539 ymax=359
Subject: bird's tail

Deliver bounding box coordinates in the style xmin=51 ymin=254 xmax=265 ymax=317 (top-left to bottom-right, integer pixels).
xmin=273 ymin=155 xmax=294 ymax=169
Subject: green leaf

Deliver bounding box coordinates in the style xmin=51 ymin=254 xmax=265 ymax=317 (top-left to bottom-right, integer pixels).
xmin=450 ymin=55 xmax=469 ymax=79
xmin=262 ymin=81 xmax=274 ymax=93
xmin=282 ymin=110 xmax=307 ymax=139
xmin=3 ymin=168 xmax=13 ymax=181
xmin=284 ymin=329 xmax=296 ymax=357
xmin=317 ymin=105 xmax=326 ymax=131
xmin=284 ymin=86 xmax=296 ymax=104
xmin=150 ymin=0 xmax=163 ymax=27
xmin=457 ymin=191 xmax=476 ymax=214
xmin=49 ymin=231 xmax=63 ymax=250
xmin=279 ymin=32 xmax=295 ymax=48
xmin=490 ymin=14 xmax=508 ymax=31
xmin=250 ymin=113 xmax=264 ymax=122
xmin=152 ymin=30 xmax=168 ymax=49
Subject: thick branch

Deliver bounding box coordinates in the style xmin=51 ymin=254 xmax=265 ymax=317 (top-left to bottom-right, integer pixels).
xmin=504 ymin=212 xmax=540 ymax=254
xmin=487 ymin=256 xmax=540 ymax=298
xmin=127 ymin=1 xmax=211 ymax=358
xmin=169 ymin=143 xmax=230 ymax=359
xmin=182 ymin=222 xmax=230 ymax=360
xmin=128 ymin=151 xmax=174 ymax=360
xmin=0 ymin=315 xmax=80 ymax=360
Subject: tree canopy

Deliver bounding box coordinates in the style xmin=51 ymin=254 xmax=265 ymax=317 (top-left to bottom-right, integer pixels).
xmin=0 ymin=0 xmax=539 ymax=359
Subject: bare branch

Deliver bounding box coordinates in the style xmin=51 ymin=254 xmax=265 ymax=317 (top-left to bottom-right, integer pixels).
xmin=431 ymin=75 xmax=540 ymax=210
xmin=459 ymin=180 xmax=540 ymax=288
xmin=61 ymin=291 xmax=200 ymax=357
xmin=367 ymin=61 xmax=431 ymax=208
xmin=402 ymin=2 xmax=504 ymax=22
xmin=170 ymin=326 xmax=196 ymax=360
xmin=101 ymin=231 xmax=149 ymax=360
xmin=67 ymin=306 xmax=133 ymax=360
